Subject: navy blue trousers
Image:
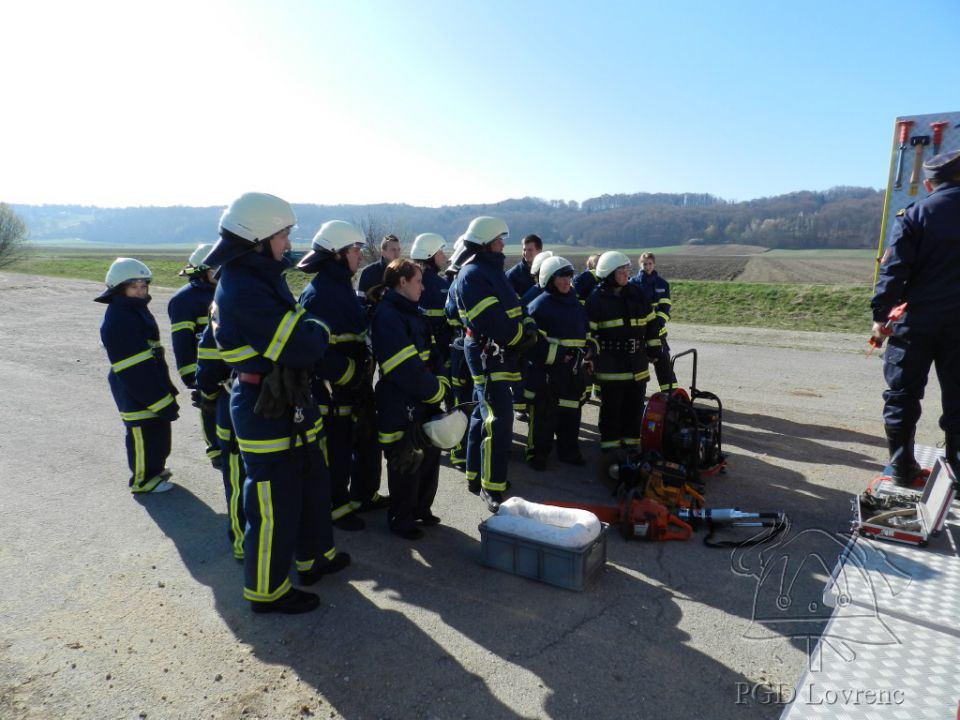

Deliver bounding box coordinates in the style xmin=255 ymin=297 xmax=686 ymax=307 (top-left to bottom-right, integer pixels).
xmin=883 ymin=317 xmax=960 ymax=432
xmin=241 ymin=442 xmax=335 ymax=604
xmin=124 ymin=418 xmax=172 ymax=492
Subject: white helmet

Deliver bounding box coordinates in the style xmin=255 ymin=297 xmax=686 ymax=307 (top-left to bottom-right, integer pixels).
xmin=422 ymin=407 xmax=470 ymax=449
xmin=219 ymin=192 xmax=296 ymax=243
xmin=530 ymin=250 xmax=554 ymax=277
xmin=310 ymin=220 xmax=364 ymax=253
xmin=410 ymin=233 xmax=446 ymax=261
xmin=538 ymin=256 xmax=575 ymax=289
xmin=180 ymin=243 xmax=216 ymax=276
xmin=95 ymin=257 xmax=151 ymax=302
xmin=106 ymin=257 xmax=152 ymax=287
xmin=595 ymin=251 xmax=631 ymax=280
xmin=459 ymin=216 xmax=509 ymax=246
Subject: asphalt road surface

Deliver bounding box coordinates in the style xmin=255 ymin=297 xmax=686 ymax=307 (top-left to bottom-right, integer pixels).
xmin=0 ymin=273 xmax=943 ymax=720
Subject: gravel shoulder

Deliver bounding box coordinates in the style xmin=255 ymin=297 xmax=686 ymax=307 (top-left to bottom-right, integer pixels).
xmin=0 ymin=273 xmax=943 ymax=720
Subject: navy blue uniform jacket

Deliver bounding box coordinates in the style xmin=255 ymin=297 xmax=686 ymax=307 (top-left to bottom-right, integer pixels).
xmin=167 ymin=277 xmax=216 ymax=387
xmin=357 ymin=257 xmax=388 ymax=297
xmin=101 ymin=294 xmax=179 ymax=425
xmin=506 ymin=259 xmax=534 ymax=298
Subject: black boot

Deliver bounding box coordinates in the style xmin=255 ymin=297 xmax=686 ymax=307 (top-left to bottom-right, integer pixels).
xmin=298 ymin=552 xmax=351 ymax=586
xmin=884 ymin=426 xmax=922 ymax=487
xmin=945 ymin=432 xmax=960 ymax=483
xmin=251 ymin=588 xmax=320 ymax=615
xmin=480 ymin=488 xmax=503 ymax=513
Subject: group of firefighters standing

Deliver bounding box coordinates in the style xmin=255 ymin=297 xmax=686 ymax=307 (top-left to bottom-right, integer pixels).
xmin=96 ymin=192 xmax=676 ymax=614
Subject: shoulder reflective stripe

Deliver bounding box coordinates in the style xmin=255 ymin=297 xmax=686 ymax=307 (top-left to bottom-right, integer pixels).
xmin=558 ymin=398 xmax=580 ymax=409
xmin=489 ymin=371 xmax=521 ymax=382
xmin=111 ymin=349 xmax=153 ymax=372
xmin=379 ymin=430 xmax=404 ymax=444
xmin=465 ymin=296 xmax=498 ymax=321
xmin=120 ymin=409 xmax=158 ymax=421
xmin=330 ymin=331 xmax=366 ymax=344
xmin=334 ymin=358 xmax=356 ymax=386
xmin=381 ymin=344 xmax=418 ymax=374
xmin=147 ymin=394 xmax=175 ymax=413
xmin=598 ymin=318 xmax=625 ymax=328
xmin=505 ymin=306 xmax=522 ymax=318
xmin=264 ymin=306 xmax=306 ymax=361
xmin=170 ymin=320 xmax=196 ymax=333
xmin=422 ymin=308 xmax=446 ymax=317
xmin=220 ymin=345 xmax=259 ymax=363
xmin=196 ymin=347 xmax=221 ymax=361
xmin=178 ymin=363 xmax=198 ymax=377
xmin=196 ymin=316 xmax=209 ymax=325
xmin=596 ymin=372 xmax=634 ymax=381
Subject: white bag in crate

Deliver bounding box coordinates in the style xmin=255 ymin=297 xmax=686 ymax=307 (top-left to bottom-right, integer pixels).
xmin=485 ymin=497 xmax=601 ymax=548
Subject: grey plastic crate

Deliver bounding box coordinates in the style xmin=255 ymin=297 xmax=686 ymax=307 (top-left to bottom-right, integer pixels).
xmin=478 ymin=521 xmax=608 ymax=591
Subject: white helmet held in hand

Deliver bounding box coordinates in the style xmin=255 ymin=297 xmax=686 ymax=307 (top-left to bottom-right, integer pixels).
xmin=595 ymin=251 xmax=631 ymax=280
xmin=410 ymin=233 xmax=446 ymax=261
xmin=530 ymin=250 xmax=554 ymax=278
xmin=219 ymin=192 xmax=296 ymax=243
xmin=421 ymin=407 xmax=470 ymax=449
xmin=538 ymin=256 xmax=575 ymax=289
xmin=310 ymin=220 xmax=365 ymax=253
xmin=459 ymin=216 xmax=509 ymax=246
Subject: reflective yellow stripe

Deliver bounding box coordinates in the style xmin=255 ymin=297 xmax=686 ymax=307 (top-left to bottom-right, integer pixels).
xmin=334 ymin=358 xmax=356 ymax=386
xmin=379 ymin=430 xmax=404 ymax=444
xmin=545 ymin=343 xmax=558 ymax=365
xmin=465 ymin=296 xmax=498 ymax=321
xmin=598 ymin=318 xmax=624 ymax=329
xmin=558 ymin=398 xmax=580 ymax=409
xmin=656 ymin=312 xmax=670 ymax=322
xmin=589 ymin=321 xmax=599 ymax=330
xmin=505 ymin=306 xmax=522 ymax=318
xmin=596 ymin=372 xmax=634 ymax=381
xmin=197 ymin=346 xmax=221 ymax=361
xmin=447 ymin=317 xmax=462 ymax=327
xmin=425 ymin=382 xmax=445 ymax=405
xmin=121 ymin=409 xmax=158 ymax=421
xmin=505 ymin=323 xmax=523 ymax=347
xmin=228 ymin=453 xmax=243 ymax=559
xmin=418 ymin=349 xmax=431 ymax=361
xmin=111 ymin=349 xmax=153 ymax=372
xmin=200 ymin=389 xmax=219 ymax=400
xmin=264 ymin=306 xmax=306 ymax=361
xmin=544 ymin=336 xmax=586 ymax=347
xmin=634 ymin=370 xmax=650 ymax=381
xmin=255 ymin=481 xmax=274 ymax=596
xmin=147 ymin=394 xmax=175 ymax=413
xmin=244 ymin=578 xmax=292 ymax=603
xmin=221 ymin=345 xmax=259 ymax=363
xmin=422 ymin=308 xmax=446 ymax=317
xmin=318 ymin=404 xmax=352 ymax=417
xmin=236 ymin=427 xmax=319 ymax=453
xmin=659 ymin=298 xmax=672 ymax=306
xmin=170 ymin=320 xmax=196 ymax=333
xmin=648 ymin=339 xmax=663 ymax=347
xmin=331 ymin=502 xmax=354 ymax=520
xmin=178 ymin=363 xmax=197 ymax=377
xmin=216 ymin=425 xmax=232 ymax=441
xmin=489 ymin=371 xmax=521 ymax=382
xmin=132 ymin=426 xmax=144 ymax=485
xmin=381 ymin=344 xmax=418 ymax=374
xmin=330 ymin=331 xmax=366 ymax=344
xmin=196 ymin=315 xmax=209 ymax=325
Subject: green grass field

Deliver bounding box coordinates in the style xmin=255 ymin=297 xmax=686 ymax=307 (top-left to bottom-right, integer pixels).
xmin=6 ymin=245 xmax=872 ymax=332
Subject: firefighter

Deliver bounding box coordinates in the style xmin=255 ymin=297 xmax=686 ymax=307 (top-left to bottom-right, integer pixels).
xmin=871 ymin=150 xmax=960 ymax=485
xmin=630 ymin=252 xmax=678 ymax=392
xmin=369 ymin=259 xmax=449 ymax=538
xmin=519 ymin=250 xmax=553 ymax=309
xmin=585 ymin=251 xmax=661 ymax=460
xmin=410 ymin=233 xmax=452 ymax=406
xmin=195 ymin=322 xmax=245 ymax=560
xmin=298 ymin=220 xmax=386 ymax=532
xmin=505 ymin=233 xmax=543 ymax=297
xmin=573 ymin=255 xmax=599 ymax=304
xmin=444 ymin=240 xmax=473 ymax=476
xmin=206 ymin=192 xmax=349 ymax=615
xmin=167 ymin=244 xmax=221 ymax=468
xmin=525 ymin=256 xmax=592 ymax=470
xmin=455 ymin=216 xmax=538 ymax=512
xmin=356 ymin=234 xmax=401 ymax=298
xmin=516 ymin=250 xmax=554 ymax=422
xmin=96 ymin=258 xmax=180 ymax=494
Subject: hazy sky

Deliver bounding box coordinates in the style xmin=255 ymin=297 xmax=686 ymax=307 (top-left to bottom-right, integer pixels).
xmin=3 ymin=0 xmax=955 ymax=208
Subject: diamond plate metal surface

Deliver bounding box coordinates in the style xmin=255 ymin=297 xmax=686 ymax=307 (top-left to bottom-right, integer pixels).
xmin=783 ymin=447 xmax=960 ymax=719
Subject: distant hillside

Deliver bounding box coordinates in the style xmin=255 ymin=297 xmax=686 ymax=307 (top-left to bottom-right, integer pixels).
xmin=11 ymin=187 xmax=883 ymax=250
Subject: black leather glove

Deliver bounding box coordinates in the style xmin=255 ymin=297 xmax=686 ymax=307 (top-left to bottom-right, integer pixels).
xmin=253 ymin=365 xmax=287 ymax=419
xmin=191 ymin=388 xmax=218 ymax=415
xmin=512 ymin=325 xmax=539 ymax=357
xmin=387 ymin=432 xmax=424 ymax=475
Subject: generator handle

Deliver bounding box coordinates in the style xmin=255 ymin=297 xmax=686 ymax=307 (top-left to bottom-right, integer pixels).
xmin=670 ymin=348 xmax=698 ymax=391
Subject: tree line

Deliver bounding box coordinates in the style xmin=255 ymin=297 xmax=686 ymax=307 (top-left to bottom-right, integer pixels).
xmin=11 ymin=186 xmax=884 ymax=250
